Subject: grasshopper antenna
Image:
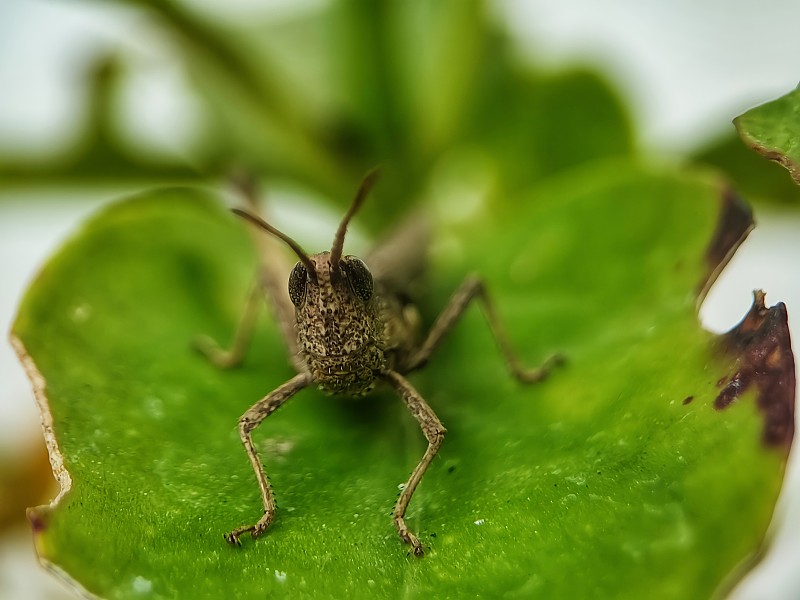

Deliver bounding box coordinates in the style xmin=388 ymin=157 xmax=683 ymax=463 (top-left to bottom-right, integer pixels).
xmin=232 ymin=208 xmax=318 ymax=284
xmin=329 ymin=169 xmax=380 ymax=275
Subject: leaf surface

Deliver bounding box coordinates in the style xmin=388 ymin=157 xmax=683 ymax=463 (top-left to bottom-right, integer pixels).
xmin=12 ymin=164 xmax=794 ymax=599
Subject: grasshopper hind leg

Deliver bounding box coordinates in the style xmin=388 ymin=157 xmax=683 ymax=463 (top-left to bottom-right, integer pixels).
xmin=194 ymin=279 xmax=263 ymax=369
xmin=406 ymin=275 xmax=565 ymax=382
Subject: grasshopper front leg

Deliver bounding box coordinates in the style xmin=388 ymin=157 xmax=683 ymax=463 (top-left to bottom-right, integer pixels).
xmin=226 ymin=372 xmax=311 ymax=545
xmin=382 ymin=370 xmax=446 ymax=557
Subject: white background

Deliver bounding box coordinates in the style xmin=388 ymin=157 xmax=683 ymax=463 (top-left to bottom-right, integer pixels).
xmin=1 ymin=0 xmax=799 ymax=598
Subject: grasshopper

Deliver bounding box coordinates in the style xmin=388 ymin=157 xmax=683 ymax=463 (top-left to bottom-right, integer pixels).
xmin=197 ymin=171 xmax=562 ymax=556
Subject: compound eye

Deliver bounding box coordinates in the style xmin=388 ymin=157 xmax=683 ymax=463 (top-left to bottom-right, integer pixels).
xmin=340 ymin=256 xmax=373 ymax=303
xmin=288 ymin=262 xmax=308 ymax=306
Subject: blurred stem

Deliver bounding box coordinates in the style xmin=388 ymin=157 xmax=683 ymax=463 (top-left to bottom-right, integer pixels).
xmin=334 ymin=1 xmax=406 ymax=162
xmin=110 ymin=0 xmax=352 ymax=196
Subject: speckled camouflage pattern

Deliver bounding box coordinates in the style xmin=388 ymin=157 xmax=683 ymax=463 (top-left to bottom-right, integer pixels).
xmin=296 ymin=253 xmax=387 ymax=394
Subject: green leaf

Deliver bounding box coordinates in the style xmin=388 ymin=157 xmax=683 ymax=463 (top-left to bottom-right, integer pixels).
xmin=735 ymin=87 xmax=800 ymax=186
xmin=12 ymin=165 xmax=793 ymax=599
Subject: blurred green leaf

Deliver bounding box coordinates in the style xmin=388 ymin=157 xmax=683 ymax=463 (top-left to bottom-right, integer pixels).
xmin=13 ymin=162 xmax=792 ymax=599
xmin=735 ymin=87 xmax=800 ymax=187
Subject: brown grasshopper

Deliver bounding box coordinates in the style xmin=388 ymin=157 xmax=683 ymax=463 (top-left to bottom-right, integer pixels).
xmin=197 ymin=171 xmax=562 ymax=556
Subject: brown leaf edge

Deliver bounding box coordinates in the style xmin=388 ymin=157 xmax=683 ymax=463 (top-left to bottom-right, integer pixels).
xmin=698 ymin=187 xmax=754 ymax=306
xmin=714 ymin=291 xmax=796 ymax=452
xmin=9 ymin=335 xmax=100 ymax=600
xmin=701 ymin=186 xmax=795 ymax=453
xmin=702 ymin=193 xmax=796 ymax=597
xmin=701 ymin=186 xmax=795 ymax=454
xmin=735 ymin=118 xmax=800 ymax=186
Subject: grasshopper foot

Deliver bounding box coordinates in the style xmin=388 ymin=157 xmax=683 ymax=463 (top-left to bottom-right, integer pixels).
xmin=395 ymin=518 xmax=425 ymax=557
xmin=224 ymin=527 xmax=247 ymax=547
xmin=224 ymin=512 xmax=273 ymax=546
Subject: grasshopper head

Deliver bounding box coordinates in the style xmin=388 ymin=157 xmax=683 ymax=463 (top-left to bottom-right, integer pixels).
xmin=287 ymin=169 xmax=378 ymax=313
xmin=232 ymin=171 xmax=383 ymax=362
